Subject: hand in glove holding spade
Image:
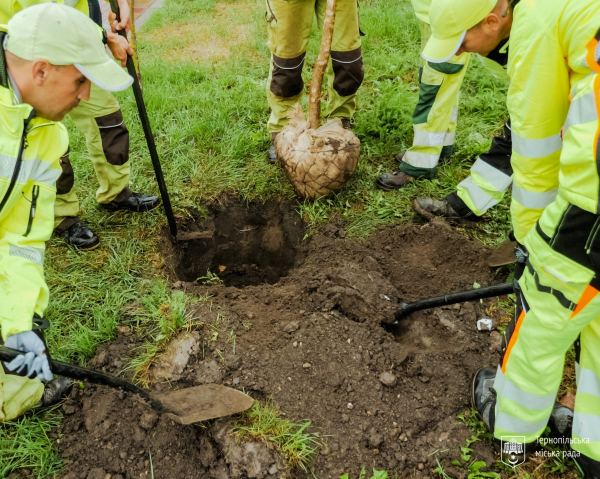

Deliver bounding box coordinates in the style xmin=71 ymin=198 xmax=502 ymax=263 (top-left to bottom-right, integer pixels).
xmin=3 ymin=331 xmax=52 ymax=382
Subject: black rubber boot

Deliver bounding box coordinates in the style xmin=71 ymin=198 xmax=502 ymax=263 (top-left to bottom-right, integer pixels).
xmin=38 ymin=377 xmax=73 ymax=407
xmin=56 ymin=220 xmax=100 ymax=250
xmin=577 ymin=454 xmax=600 ymax=479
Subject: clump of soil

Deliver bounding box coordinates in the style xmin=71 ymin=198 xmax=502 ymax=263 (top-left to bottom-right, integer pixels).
xmin=58 ymin=215 xmax=509 ymax=478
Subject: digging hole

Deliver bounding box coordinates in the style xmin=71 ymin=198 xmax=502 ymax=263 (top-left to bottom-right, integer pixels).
xmin=165 ymin=198 xmax=306 ymax=287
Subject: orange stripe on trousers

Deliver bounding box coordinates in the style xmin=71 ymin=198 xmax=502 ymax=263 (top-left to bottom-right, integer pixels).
xmin=502 ymin=309 xmax=526 ymax=374
xmin=570 ymin=284 xmax=600 ymax=318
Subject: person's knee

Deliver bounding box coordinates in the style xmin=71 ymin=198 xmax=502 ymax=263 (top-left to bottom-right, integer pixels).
xmin=56 ymin=149 xmax=74 ymax=195
xmin=270 ymin=53 xmax=305 ymax=98
xmin=331 ymin=47 xmax=364 ymax=97
xmin=95 ymin=110 xmax=129 ymax=166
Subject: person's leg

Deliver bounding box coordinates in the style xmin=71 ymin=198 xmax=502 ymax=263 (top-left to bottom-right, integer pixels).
xmin=67 ymin=83 xmax=131 ymax=205
xmin=377 ymin=21 xmax=470 ymax=189
xmin=265 ymin=0 xmax=315 ymax=162
xmin=492 ymin=198 xmax=600 ymax=454
xmin=0 ymin=368 xmax=43 ymax=421
xmin=54 ymin=150 xmax=100 ymax=249
xmin=572 ymin=319 xmax=600 ymax=469
xmin=315 ymin=0 xmax=363 ymax=124
xmin=67 ymin=83 xmax=160 ymax=214
xmin=414 ymin=119 xmax=513 ymax=221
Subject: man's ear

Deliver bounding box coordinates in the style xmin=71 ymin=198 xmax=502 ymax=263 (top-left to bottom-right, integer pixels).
xmin=31 ymin=59 xmax=51 ymax=86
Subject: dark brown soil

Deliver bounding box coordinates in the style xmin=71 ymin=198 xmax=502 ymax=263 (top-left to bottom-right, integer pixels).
xmin=57 ymin=201 xmax=511 ymax=479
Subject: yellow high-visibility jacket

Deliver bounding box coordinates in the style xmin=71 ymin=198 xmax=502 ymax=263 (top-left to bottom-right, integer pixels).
xmin=507 ymin=0 xmax=600 ymax=242
xmin=0 ymin=0 xmax=88 ymax=23
xmin=0 ymin=41 xmax=68 ymax=340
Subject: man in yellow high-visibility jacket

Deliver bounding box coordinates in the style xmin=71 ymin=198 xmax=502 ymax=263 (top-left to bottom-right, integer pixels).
xmin=424 ymin=0 xmax=600 ymax=474
xmin=0 ymin=3 xmax=132 ymax=420
xmin=377 ymin=0 xmax=514 ymax=226
xmin=1 ymin=0 xmax=160 ymax=251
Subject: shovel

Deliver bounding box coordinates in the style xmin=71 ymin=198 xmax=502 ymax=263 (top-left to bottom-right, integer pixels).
xmin=0 ymin=346 xmax=253 ymax=425
xmin=393 ymin=282 xmax=514 ymax=322
xmin=108 ymin=0 xmax=178 ymax=238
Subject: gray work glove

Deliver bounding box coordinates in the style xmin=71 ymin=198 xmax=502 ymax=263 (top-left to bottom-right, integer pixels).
xmin=3 ymin=331 xmax=53 ymax=381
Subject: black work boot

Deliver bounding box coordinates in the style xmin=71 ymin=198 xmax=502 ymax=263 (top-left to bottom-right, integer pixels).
xmin=577 ymin=454 xmax=600 ymax=479
xmin=471 ymin=367 xmax=498 ymax=432
xmin=56 ymin=219 xmax=100 ymax=250
xmin=547 ymin=401 xmax=573 ymax=439
xmin=376 ymin=152 xmax=414 ymax=190
xmin=267 ymin=132 xmax=278 ymax=164
xmin=413 ymin=197 xmax=462 ymax=220
xmin=101 ymin=188 xmax=160 ymax=213
xmin=37 ymin=377 xmax=73 ymax=408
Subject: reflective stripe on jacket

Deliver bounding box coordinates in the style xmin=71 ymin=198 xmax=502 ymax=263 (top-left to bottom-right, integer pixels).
xmin=507 ymin=0 xmax=600 ymax=242
xmin=0 ymin=42 xmax=68 ymax=340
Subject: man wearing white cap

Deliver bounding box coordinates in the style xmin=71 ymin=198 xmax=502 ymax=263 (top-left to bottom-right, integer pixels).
xmin=423 ymin=0 xmax=600 ymax=474
xmin=1 ymin=0 xmax=161 ymax=251
xmin=0 ymin=2 xmax=132 ymax=419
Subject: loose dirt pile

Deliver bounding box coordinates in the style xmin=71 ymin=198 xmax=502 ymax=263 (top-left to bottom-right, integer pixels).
xmin=57 ymin=203 xmax=510 ymax=479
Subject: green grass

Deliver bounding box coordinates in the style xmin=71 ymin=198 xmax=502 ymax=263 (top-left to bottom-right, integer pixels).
xmin=2 ymin=0 xmax=511 ymax=475
xmin=0 ymin=408 xmax=63 ymax=479
xmin=231 ymin=401 xmax=323 ymax=471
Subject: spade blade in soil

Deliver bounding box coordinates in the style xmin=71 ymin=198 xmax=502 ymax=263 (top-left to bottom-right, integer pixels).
xmin=154 ymin=384 xmax=254 ymax=425
xmin=486 ymin=237 xmax=517 ymax=267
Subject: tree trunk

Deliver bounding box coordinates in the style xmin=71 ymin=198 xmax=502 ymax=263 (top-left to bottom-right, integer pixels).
xmin=308 ymin=0 xmax=338 ymax=130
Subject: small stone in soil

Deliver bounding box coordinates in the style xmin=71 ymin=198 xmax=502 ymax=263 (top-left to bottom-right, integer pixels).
xmin=417 ymin=463 xmax=424 ymax=471
xmin=303 ymin=363 xmax=311 ymax=368
xmin=283 ymin=321 xmax=299 ymax=333
xmin=293 ymin=341 xmax=298 ymax=347
xmin=489 ymin=331 xmax=502 ymax=351
xmin=379 ymin=371 xmax=397 ymax=387
xmin=418 ymin=375 xmax=430 ymax=383
xmin=347 ymin=403 xmax=354 ymax=409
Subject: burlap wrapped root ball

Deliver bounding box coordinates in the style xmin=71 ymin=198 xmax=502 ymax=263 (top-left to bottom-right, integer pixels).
xmin=275 ymin=105 xmax=360 ymax=199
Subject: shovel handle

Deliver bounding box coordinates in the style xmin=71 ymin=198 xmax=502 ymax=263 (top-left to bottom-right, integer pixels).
xmin=394 ymin=282 xmax=514 ymax=322
xmin=0 ymin=345 xmax=166 ymax=412
xmin=108 ymin=0 xmax=178 ymax=238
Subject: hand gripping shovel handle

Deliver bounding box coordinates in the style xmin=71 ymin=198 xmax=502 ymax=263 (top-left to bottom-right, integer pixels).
xmin=0 ymin=345 xmax=166 ymax=413
xmin=108 ymin=0 xmax=178 ymax=237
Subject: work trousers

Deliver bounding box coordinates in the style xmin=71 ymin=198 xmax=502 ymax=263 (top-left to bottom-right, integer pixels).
xmin=446 ymin=120 xmax=513 ymax=218
xmin=495 ymin=194 xmax=600 ymax=461
xmin=265 ymin=0 xmax=364 ymax=133
xmin=0 ymin=367 xmax=43 ymax=421
xmin=55 ymin=83 xmax=131 ymax=229
xmin=398 ymin=21 xmax=469 ymax=179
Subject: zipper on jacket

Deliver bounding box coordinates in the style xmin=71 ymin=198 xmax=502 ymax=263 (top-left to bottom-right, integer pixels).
xmin=23 ymin=184 xmax=40 ymax=237
xmin=0 ymin=109 xmax=36 ymax=216
xmin=586 ymin=216 xmax=600 ymax=254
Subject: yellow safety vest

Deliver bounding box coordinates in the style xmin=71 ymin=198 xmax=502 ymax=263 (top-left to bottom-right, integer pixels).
xmin=0 ymin=43 xmax=68 ymax=340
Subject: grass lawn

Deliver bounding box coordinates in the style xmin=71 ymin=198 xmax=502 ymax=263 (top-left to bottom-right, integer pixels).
xmin=0 ymin=0 xmax=533 ymax=476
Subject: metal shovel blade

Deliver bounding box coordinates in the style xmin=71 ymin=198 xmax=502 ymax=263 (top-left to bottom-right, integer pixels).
xmin=486 ymin=238 xmax=518 ymax=267
xmin=154 ymin=384 xmax=254 ymax=425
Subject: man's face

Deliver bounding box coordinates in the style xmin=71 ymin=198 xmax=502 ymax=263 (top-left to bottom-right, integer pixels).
xmin=455 ymin=6 xmax=512 ymax=57
xmin=34 ymin=63 xmax=91 ymax=121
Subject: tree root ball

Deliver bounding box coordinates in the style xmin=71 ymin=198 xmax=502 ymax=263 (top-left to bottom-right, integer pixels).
xmin=275 ymin=104 xmax=360 ymax=199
